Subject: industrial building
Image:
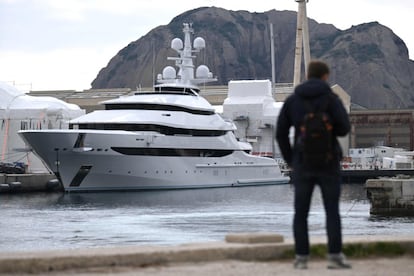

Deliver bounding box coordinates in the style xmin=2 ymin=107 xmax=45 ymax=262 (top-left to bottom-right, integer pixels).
xmin=350 ymin=109 xmax=414 ymax=150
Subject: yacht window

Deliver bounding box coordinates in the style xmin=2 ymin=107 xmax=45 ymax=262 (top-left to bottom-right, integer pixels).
xmin=152 ymin=87 xmax=200 ymax=94
xmin=105 ymin=103 xmax=214 ymax=115
xmin=73 ymin=133 xmax=86 ymax=148
xmin=72 ymin=123 xmax=227 ymax=137
xmin=20 ymin=121 xmax=29 ymax=130
xmin=111 ymin=147 xmax=234 ymax=157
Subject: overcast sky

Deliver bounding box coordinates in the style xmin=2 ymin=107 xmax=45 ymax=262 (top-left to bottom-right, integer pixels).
xmin=1 ymin=0 xmax=413 ymax=91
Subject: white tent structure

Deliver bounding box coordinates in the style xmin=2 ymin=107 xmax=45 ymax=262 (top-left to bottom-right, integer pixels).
xmin=0 ymin=82 xmax=84 ymax=173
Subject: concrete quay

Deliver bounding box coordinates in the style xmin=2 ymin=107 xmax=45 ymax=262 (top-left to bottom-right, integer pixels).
xmin=0 ymin=173 xmax=61 ymax=193
xmin=366 ymin=176 xmax=414 ymax=215
xmin=1 ymin=234 xmax=413 ymax=275
xmin=57 ymin=258 xmax=414 ymax=276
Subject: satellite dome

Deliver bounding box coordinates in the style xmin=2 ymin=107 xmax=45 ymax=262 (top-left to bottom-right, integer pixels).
xmin=193 ymin=37 xmax=205 ymax=50
xmin=162 ymin=66 xmax=176 ymax=79
xmin=196 ymin=65 xmax=210 ymax=79
xmin=171 ymin=38 xmax=183 ymax=50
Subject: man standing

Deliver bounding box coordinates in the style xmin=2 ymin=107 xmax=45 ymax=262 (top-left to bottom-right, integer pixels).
xmin=276 ymin=61 xmax=351 ymax=269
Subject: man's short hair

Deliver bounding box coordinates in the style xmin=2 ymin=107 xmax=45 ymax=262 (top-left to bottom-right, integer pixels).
xmin=307 ymin=61 xmax=330 ymax=79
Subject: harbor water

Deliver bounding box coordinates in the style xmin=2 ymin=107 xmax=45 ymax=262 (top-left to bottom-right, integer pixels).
xmin=1 ymin=184 xmax=414 ymax=252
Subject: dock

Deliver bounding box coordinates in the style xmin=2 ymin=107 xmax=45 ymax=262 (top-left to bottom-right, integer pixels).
xmin=366 ymin=176 xmax=414 ymax=215
xmin=0 ymin=173 xmax=62 ymax=193
xmin=0 ymin=234 xmax=413 ymax=275
xmin=342 ymin=169 xmax=414 ymax=183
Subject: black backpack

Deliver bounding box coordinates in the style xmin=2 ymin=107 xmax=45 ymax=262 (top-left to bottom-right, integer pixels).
xmin=299 ymin=97 xmax=334 ymax=169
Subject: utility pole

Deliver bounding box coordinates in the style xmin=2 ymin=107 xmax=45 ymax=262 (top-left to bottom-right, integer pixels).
xmin=293 ymin=0 xmax=311 ymax=87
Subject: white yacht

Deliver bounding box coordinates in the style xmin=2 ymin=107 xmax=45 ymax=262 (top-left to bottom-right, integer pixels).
xmin=19 ymin=23 xmax=289 ymax=192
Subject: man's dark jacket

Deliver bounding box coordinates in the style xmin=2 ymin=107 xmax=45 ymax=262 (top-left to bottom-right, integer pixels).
xmin=276 ymin=78 xmax=350 ymax=174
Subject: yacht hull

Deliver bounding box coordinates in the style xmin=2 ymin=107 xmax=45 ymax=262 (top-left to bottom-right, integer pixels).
xmin=19 ymin=130 xmax=289 ymax=192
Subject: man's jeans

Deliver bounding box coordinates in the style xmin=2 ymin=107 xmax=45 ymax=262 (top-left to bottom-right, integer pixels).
xmin=292 ymin=172 xmax=342 ymax=255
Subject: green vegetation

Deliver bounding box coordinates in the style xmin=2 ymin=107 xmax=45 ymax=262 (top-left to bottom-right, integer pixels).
xmin=343 ymin=242 xmax=406 ymax=258
xmin=330 ymin=49 xmax=349 ymax=59
xmin=256 ymin=23 xmax=266 ymax=31
xmin=169 ymin=23 xmax=182 ymax=38
xmin=106 ymin=62 xmax=122 ymax=82
xmin=355 ymin=22 xmax=380 ymax=33
xmin=220 ymin=22 xmax=239 ymax=48
xmin=119 ymin=43 xmax=135 ymax=58
xmin=237 ymin=55 xmax=248 ymax=65
xmin=106 ymin=68 xmax=116 ymax=82
xmin=393 ymin=36 xmax=409 ymax=56
xmin=349 ymin=42 xmax=384 ymax=62
xmin=171 ymin=19 xmax=240 ymax=49
xmin=126 ymin=53 xmax=137 ymax=61
xmin=168 ymin=7 xmax=208 ymax=37
xmin=342 ymin=35 xmax=353 ymax=42
xmin=117 ymin=42 xmax=140 ymax=62
xmin=234 ymin=14 xmax=253 ymax=29
xmin=279 ymin=242 xmax=407 ymax=259
xmin=311 ymin=32 xmax=340 ymax=58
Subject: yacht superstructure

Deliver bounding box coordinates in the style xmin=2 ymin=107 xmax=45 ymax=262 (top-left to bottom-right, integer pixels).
xmin=19 ymin=23 xmax=289 ymax=191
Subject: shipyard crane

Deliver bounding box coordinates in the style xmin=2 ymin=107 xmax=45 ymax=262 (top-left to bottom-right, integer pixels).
xmin=293 ymin=0 xmax=311 ymax=87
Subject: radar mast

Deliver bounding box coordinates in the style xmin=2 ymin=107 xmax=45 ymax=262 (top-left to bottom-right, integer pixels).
xmin=156 ymin=23 xmax=217 ymax=92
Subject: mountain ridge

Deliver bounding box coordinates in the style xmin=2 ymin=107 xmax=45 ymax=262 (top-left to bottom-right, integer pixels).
xmin=91 ymin=7 xmax=414 ymax=109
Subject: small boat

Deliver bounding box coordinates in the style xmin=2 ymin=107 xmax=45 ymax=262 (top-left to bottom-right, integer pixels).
xmin=19 ymin=23 xmax=289 ymax=192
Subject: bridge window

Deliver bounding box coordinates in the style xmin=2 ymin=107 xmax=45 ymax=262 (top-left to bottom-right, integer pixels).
xmin=70 ymin=123 xmax=226 ymax=137
xmin=111 ymin=147 xmax=234 ymax=157
xmin=105 ymin=103 xmax=214 ymax=115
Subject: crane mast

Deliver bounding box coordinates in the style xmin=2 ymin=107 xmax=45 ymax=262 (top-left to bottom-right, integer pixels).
xmin=293 ymin=0 xmax=311 ymax=87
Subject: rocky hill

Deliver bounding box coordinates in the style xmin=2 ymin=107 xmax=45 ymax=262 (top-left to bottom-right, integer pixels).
xmin=91 ymin=7 xmax=414 ymax=109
